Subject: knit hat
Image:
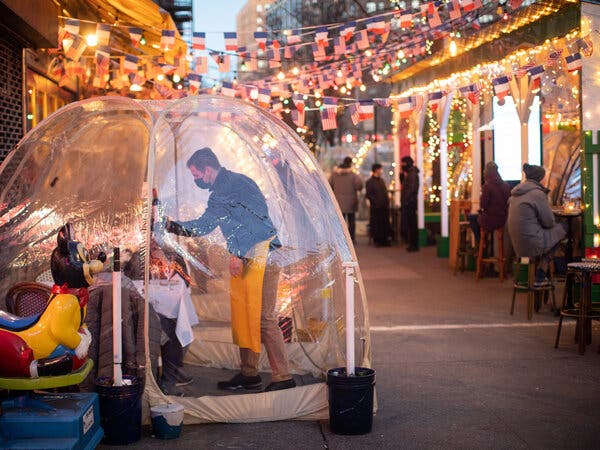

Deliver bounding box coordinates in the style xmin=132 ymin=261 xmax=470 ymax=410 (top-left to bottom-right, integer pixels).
xmin=523 ymin=163 xmax=545 ymax=182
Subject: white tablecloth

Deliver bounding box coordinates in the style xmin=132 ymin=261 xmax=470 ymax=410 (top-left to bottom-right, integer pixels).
xmin=133 ymin=278 xmax=199 ymax=347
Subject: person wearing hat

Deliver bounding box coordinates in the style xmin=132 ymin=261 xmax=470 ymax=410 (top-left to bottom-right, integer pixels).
xmin=468 ymin=161 xmax=511 ymax=244
xmin=507 ymin=163 xmax=566 ymax=287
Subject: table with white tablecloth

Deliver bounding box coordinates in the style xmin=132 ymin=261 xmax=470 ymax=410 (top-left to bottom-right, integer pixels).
xmin=133 ymin=278 xmax=199 ymax=347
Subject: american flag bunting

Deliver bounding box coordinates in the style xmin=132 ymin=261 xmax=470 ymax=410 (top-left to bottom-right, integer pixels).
xmin=161 ymin=30 xmax=175 ymax=51
xmin=129 ymin=27 xmax=142 ymax=47
xmin=321 ymin=106 xmax=337 ymax=130
xmin=96 ymin=23 xmax=111 ymax=46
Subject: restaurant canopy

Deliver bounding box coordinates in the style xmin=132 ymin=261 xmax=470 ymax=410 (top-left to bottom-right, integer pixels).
xmin=0 ymin=95 xmax=371 ymax=422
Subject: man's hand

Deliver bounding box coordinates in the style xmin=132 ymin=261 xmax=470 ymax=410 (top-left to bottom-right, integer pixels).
xmin=229 ymin=255 xmax=245 ymax=278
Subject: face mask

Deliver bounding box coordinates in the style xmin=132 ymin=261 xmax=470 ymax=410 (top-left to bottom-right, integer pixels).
xmin=194 ymin=178 xmax=212 ymax=190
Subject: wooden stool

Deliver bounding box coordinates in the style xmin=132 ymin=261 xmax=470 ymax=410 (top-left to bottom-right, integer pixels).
xmin=511 ymin=256 xmax=557 ymax=320
xmin=476 ymin=227 xmax=505 ymax=281
xmin=555 ymin=261 xmax=600 ymax=354
xmin=454 ymin=219 xmax=476 ymax=275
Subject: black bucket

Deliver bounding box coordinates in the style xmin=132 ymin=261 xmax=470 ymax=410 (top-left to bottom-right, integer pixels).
xmin=94 ymin=376 xmax=143 ymax=445
xmin=327 ymin=367 xmax=375 ymax=435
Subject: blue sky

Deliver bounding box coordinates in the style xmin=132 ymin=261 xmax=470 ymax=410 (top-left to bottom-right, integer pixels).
xmin=193 ymin=0 xmax=246 ymax=82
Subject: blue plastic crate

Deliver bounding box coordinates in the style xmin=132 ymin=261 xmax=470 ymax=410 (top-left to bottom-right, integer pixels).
xmin=0 ymin=392 xmax=103 ymax=449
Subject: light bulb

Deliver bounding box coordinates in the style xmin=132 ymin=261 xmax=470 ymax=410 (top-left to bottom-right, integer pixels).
xmin=277 ymin=71 xmax=285 ymax=81
xmin=173 ymin=74 xmax=181 ymax=83
xmin=86 ymin=34 xmax=98 ymax=47
xmin=449 ymin=40 xmax=457 ymax=57
xmin=157 ymin=74 xmax=165 ymax=81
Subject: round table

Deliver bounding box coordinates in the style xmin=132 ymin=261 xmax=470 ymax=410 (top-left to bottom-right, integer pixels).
xmin=552 ymin=207 xmax=582 ymax=264
xmin=556 ymin=261 xmax=600 ymax=354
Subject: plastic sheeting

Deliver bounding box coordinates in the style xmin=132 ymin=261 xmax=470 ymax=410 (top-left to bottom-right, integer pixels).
xmin=0 ymin=96 xmax=371 ymax=423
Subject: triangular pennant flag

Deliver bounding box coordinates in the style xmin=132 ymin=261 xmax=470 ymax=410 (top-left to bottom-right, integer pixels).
xmin=96 ymin=23 xmax=111 ymax=46
xmin=254 ymin=31 xmax=267 ymax=51
xmin=545 ymin=49 xmax=563 ymax=67
xmin=292 ymin=93 xmax=305 ymax=112
xmin=448 ymin=0 xmax=462 ymax=20
xmin=221 ymin=81 xmax=237 ymax=98
xmin=123 ymin=54 xmax=139 ymax=74
xmin=287 ymin=30 xmax=302 ymax=44
xmin=291 ymin=109 xmax=305 ymax=127
xmin=492 ymin=75 xmax=511 ymax=100
xmin=64 ymin=19 xmax=80 ymax=36
xmin=64 ymin=34 xmax=87 ymax=61
xmin=321 ymin=105 xmax=337 ymax=130
xmin=400 ymin=12 xmax=412 ymax=28
xmin=366 ymin=17 xmax=386 ymax=35
xmin=349 ymin=102 xmax=361 ymax=125
xmin=515 ymin=62 xmax=536 ymax=78
xmin=161 ymin=29 xmax=175 ymax=51
xmin=257 ymin=88 xmax=271 ymax=108
xmin=188 ymin=73 xmax=202 ymax=94
xmin=428 ymin=91 xmax=445 ymax=111
xmin=334 ymin=37 xmax=346 ymax=56
xmin=459 ymin=82 xmax=482 ymax=105
xmin=315 ymin=27 xmax=329 ymax=47
xmin=195 ymin=56 xmax=208 ymax=74
xmin=578 ymin=35 xmax=594 ymax=57
xmin=565 ymin=52 xmax=582 ymax=72
xmin=192 ymin=32 xmax=206 ymax=50
xmin=358 ymin=100 xmax=374 ymax=120
xmin=341 ymin=22 xmax=356 ymax=41
xmin=95 ymin=45 xmax=111 ymax=77
xmin=224 ymin=32 xmax=238 ymax=51
xmin=129 ymin=27 xmax=143 ymax=47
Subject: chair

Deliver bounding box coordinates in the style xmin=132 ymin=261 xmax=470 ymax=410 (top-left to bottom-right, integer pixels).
xmin=5 ymin=282 xmax=52 ymax=317
xmin=510 ymin=256 xmax=557 ymax=320
xmin=476 ymin=227 xmax=505 ymax=281
xmin=453 ymin=202 xmax=476 ymax=275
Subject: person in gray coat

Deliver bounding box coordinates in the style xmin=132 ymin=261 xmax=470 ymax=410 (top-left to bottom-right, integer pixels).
xmin=329 ymin=156 xmax=363 ymax=243
xmin=507 ymin=163 xmax=566 ymax=287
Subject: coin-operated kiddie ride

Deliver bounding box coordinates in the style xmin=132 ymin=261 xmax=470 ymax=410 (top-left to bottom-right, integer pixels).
xmin=0 ymin=224 xmax=106 ymax=449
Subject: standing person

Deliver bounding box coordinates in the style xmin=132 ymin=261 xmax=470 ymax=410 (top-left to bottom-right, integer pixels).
xmin=468 ymin=161 xmax=511 ymax=244
xmin=164 ymin=147 xmax=295 ymax=392
xmin=365 ymin=163 xmax=392 ymax=247
xmin=507 ymin=163 xmax=566 ymax=287
xmin=329 ymin=156 xmax=363 ymax=243
xmin=400 ymin=156 xmax=419 ymax=252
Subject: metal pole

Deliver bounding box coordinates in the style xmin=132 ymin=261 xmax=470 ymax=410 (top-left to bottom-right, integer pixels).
xmin=112 ymin=247 xmax=123 ymax=386
xmin=343 ymin=261 xmax=358 ymax=376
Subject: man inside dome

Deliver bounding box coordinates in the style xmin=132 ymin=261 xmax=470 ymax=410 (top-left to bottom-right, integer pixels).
xmin=164 ymin=147 xmax=296 ymax=392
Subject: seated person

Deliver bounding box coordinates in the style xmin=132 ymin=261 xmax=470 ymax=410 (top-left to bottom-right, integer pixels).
xmin=507 ymin=164 xmax=566 ymax=287
xmin=123 ymin=241 xmax=193 ymax=396
xmin=469 ymin=161 xmax=511 ymax=244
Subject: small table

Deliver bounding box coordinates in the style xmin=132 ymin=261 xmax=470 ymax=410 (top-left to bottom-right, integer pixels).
xmin=133 ymin=278 xmax=199 ymax=347
xmin=556 ymin=261 xmax=600 ymax=354
xmin=552 ymin=207 xmax=582 ymax=264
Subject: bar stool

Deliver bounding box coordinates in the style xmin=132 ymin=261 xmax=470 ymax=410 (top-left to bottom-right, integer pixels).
xmin=476 ymin=227 xmax=505 ymax=281
xmin=511 ymin=256 xmax=557 ymax=320
xmin=555 ymin=261 xmax=600 ymax=354
xmin=454 ymin=217 xmax=476 ymax=275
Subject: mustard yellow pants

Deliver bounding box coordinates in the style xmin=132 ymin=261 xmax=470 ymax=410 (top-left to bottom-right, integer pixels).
xmin=230 ymin=241 xmax=291 ymax=382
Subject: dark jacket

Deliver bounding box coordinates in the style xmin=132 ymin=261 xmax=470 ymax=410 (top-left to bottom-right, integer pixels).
xmin=507 ymin=180 xmax=566 ymax=257
xmin=167 ymin=168 xmax=280 ymax=258
xmin=329 ymin=167 xmax=363 ymax=213
xmin=366 ymin=176 xmax=389 ymax=209
xmin=478 ymin=171 xmax=511 ymax=231
xmin=401 ymin=166 xmax=419 ymax=208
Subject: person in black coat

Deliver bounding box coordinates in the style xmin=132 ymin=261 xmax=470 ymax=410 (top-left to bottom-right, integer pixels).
xmin=366 ymin=163 xmax=391 ymax=246
xmin=401 ymin=156 xmax=420 ymax=252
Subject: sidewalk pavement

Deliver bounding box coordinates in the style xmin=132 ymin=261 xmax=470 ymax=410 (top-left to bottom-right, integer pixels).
xmin=100 ymin=228 xmax=600 ymax=449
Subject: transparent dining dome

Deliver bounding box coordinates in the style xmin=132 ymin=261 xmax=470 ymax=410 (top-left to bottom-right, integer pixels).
xmin=0 ymin=95 xmax=371 ymax=422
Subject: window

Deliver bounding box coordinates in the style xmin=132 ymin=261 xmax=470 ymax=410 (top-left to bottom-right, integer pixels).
xmin=492 ymin=95 xmax=541 ymax=180
xmin=24 ymin=69 xmax=75 ymax=132
xmin=256 ymin=17 xmax=263 ymax=24
xmin=366 ymin=2 xmax=377 ymax=12
xmin=256 ymin=4 xmax=262 ymax=12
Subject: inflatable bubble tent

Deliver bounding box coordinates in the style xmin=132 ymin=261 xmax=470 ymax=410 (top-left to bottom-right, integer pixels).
xmin=0 ymin=96 xmax=371 ymax=422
